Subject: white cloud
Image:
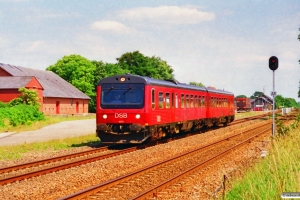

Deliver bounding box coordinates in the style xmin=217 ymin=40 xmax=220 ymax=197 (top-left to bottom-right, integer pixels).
xmin=91 ymin=20 xmax=134 ymax=33
xmin=116 ymin=6 xmax=215 ymax=25
xmin=19 ymin=40 xmax=47 ymax=52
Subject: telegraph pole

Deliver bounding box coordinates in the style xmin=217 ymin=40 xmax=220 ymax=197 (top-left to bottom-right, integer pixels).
xmin=269 ymin=56 xmax=278 ymax=137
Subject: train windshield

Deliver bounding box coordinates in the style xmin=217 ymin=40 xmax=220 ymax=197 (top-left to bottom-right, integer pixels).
xmin=100 ymin=83 xmax=144 ymax=109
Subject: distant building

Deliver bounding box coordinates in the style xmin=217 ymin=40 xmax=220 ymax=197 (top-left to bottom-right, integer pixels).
xmin=0 ymin=63 xmax=90 ymax=115
xmin=251 ymin=94 xmax=273 ymax=111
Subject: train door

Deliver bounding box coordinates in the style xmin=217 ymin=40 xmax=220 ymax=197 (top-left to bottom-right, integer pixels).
xmin=173 ymin=93 xmax=179 ymax=122
xmin=170 ymin=93 xmax=175 ymax=122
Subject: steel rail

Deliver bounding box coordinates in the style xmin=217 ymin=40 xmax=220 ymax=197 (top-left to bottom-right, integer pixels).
xmin=0 ymin=146 xmax=110 ymax=174
xmin=58 ymin=122 xmax=271 ymax=200
xmin=0 ymin=147 xmax=137 ymax=186
xmin=130 ymin=127 xmax=270 ymax=200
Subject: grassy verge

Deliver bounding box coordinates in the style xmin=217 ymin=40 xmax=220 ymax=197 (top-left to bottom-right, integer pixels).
xmin=235 ymin=111 xmax=269 ymax=119
xmin=225 ymin=124 xmax=300 ymax=199
xmin=0 ymin=134 xmax=101 ymax=160
xmin=0 ymin=114 xmax=95 ymax=133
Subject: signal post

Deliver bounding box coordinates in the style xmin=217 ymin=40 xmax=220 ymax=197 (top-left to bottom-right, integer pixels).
xmin=269 ymin=56 xmax=279 ymax=137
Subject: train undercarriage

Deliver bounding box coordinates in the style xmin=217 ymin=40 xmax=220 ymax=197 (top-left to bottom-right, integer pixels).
xmin=97 ymin=115 xmax=235 ymax=144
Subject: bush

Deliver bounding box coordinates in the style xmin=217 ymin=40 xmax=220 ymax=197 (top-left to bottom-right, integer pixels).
xmin=0 ymin=104 xmax=45 ymax=127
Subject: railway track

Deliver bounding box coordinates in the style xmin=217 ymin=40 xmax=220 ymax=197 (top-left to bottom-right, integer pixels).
xmin=58 ymin=121 xmax=271 ymax=199
xmin=230 ymin=111 xmax=278 ymax=125
xmin=0 ymin=113 xmax=272 ymax=187
xmin=0 ymin=146 xmax=137 ymax=186
xmin=0 ymin=132 xmax=198 ymax=186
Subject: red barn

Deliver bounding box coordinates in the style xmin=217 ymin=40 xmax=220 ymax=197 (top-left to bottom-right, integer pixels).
xmin=0 ymin=76 xmax=44 ymax=106
xmin=0 ymin=63 xmax=90 ymax=115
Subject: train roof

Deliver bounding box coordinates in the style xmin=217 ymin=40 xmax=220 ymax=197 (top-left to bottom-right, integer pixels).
xmin=98 ymin=74 xmax=234 ymax=96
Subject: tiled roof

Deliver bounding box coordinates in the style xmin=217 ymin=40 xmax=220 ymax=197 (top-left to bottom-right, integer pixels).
xmin=0 ymin=76 xmax=35 ymax=89
xmin=0 ymin=63 xmax=90 ymax=99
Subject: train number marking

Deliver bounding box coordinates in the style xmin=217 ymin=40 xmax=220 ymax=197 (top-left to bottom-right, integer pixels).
xmin=115 ymin=113 xmax=127 ymax=118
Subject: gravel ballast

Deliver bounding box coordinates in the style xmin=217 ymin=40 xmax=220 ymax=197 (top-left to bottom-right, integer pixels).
xmin=0 ymin=120 xmax=271 ymax=199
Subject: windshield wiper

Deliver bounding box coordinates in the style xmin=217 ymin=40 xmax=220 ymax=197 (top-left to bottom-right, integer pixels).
xmin=123 ymin=85 xmax=132 ymax=95
xmin=105 ymin=86 xmax=114 ymax=94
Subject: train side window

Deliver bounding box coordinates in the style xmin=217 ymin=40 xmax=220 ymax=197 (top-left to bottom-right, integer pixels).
xmin=194 ymin=96 xmax=198 ymax=108
xmin=181 ymin=94 xmax=185 ymax=108
xmin=175 ymin=94 xmax=178 ymax=108
xmin=190 ymin=95 xmax=194 ymax=108
xmin=186 ymin=95 xmax=189 ymax=108
xmin=166 ymin=92 xmax=170 ymax=109
xmin=200 ymin=96 xmax=203 ymax=107
xmin=152 ymin=89 xmax=155 ymax=109
xmin=214 ymin=97 xmax=217 ymax=107
xmin=159 ymin=92 xmax=164 ymax=109
xmin=172 ymin=93 xmax=174 ymax=108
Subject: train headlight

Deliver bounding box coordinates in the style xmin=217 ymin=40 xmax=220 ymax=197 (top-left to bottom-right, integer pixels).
xmin=103 ymin=114 xmax=107 ymax=119
xmin=135 ymin=114 xmax=140 ymax=119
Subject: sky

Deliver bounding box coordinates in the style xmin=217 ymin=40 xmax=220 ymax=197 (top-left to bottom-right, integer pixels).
xmin=0 ymin=0 xmax=299 ymax=100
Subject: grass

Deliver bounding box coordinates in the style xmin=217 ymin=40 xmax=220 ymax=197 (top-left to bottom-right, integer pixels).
xmin=0 ymin=114 xmax=99 ymax=161
xmin=235 ymin=111 xmax=269 ymax=119
xmin=0 ymin=114 xmax=96 ymax=133
xmin=224 ymin=123 xmax=300 ymax=200
xmin=0 ymin=134 xmax=101 ymax=160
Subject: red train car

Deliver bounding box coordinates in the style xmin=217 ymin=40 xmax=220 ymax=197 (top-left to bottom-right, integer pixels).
xmin=96 ymin=74 xmax=235 ymax=143
xmin=235 ymin=97 xmax=251 ymax=112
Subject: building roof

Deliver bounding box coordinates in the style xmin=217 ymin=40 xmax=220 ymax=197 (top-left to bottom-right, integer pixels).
xmin=0 ymin=76 xmax=37 ymax=89
xmin=0 ymin=63 xmax=90 ymax=99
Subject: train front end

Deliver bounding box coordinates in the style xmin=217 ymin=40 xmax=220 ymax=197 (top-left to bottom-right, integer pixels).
xmin=96 ymin=75 xmax=150 ymax=143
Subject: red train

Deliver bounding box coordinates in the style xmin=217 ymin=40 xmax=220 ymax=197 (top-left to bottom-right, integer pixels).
xmin=96 ymin=74 xmax=235 ymax=143
xmin=235 ymin=97 xmax=251 ymax=112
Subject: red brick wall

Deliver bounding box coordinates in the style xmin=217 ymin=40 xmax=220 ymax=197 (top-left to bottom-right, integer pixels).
xmin=43 ymin=97 xmax=89 ymax=115
xmin=0 ymin=89 xmax=20 ymax=102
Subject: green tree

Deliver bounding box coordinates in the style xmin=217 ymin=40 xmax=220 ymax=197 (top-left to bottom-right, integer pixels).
xmin=250 ymin=91 xmax=264 ymax=99
xmin=190 ymin=82 xmax=204 ymax=87
xmin=235 ymin=95 xmax=247 ymax=98
xmin=91 ymin=61 xmax=129 ymax=87
xmin=47 ymin=55 xmax=95 ymax=97
xmin=116 ymin=51 xmax=174 ymax=80
xmin=9 ymin=87 xmax=40 ymax=107
xmin=47 ymin=55 xmax=96 ymax=112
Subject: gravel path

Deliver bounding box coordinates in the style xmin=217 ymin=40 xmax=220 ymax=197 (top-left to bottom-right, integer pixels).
xmin=0 ymin=119 xmax=96 ymax=146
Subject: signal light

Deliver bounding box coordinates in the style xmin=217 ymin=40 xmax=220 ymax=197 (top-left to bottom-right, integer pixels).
xmin=269 ymin=56 xmax=278 ymax=71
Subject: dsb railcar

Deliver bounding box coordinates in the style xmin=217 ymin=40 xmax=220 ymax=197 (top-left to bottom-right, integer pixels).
xmin=235 ymin=97 xmax=251 ymax=112
xmin=96 ymin=74 xmax=235 ymax=143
